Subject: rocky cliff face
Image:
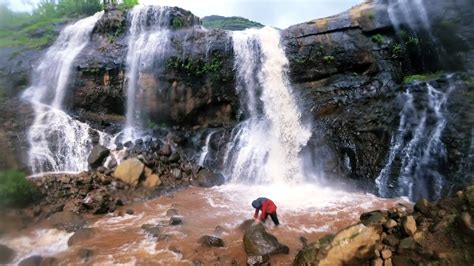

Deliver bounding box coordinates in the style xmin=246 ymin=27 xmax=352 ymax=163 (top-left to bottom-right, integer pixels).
xmin=0 ymin=1 xmax=472 ymax=197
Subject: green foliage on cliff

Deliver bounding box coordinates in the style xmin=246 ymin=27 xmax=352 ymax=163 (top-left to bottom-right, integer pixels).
xmin=371 ymin=34 xmax=385 ymax=45
xmin=403 ymin=72 xmax=443 ymax=84
xmin=0 ymin=170 xmax=39 ymax=208
xmin=171 ymin=17 xmax=184 ymax=29
xmin=167 ymin=56 xmax=223 ymax=77
xmin=202 ymin=15 xmax=263 ymax=31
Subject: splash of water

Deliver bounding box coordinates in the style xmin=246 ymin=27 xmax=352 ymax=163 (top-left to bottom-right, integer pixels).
xmin=376 ymin=81 xmax=453 ymax=200
xmin=224 ymin=27 xmax=312 ymax=185
xmin=123 ymin=5 xmax=172 ymax=141
xmin=386 ymin=0 xmax=432 ymax=33
xmin=22 ymin=12 xmax=111 ymax=174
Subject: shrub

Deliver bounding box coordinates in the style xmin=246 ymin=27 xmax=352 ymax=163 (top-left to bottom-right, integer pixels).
xmin=403 ymin=72 xmax=443 ymax=84
xmin=0 ymin=170 xmax=39 ymax=208
xmin=171 ymin=17 xmax=184 ymax=29
xmin=371 ymin=34 xmax=385 ymax=45
xmin=323 ymin=55 xmax=335 ymax=64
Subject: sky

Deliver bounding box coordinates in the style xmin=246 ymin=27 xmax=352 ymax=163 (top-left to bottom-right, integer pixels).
xmin=5 ymin=0 xmax=364 ymax=29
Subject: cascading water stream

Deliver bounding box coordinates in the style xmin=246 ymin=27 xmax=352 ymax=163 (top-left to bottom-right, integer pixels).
xmin=123 ymin=5 xmax=171 ymax=142
xmin=22 ymin=12 xmax=111 ymax=174
xmin=223 ymin=27 xmax=312 ymax=184
xmin=376 ymin=81 xmax=453 ymax=201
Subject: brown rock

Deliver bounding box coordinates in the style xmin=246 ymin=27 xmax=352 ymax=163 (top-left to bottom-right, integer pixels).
xmin=166 ymin=209 xmax=179 ymax=217
xmin=381 ymin=249 xmax=392 ymax=259
xmin=371 ymin=258 xmax=383 ymax=266
xmin=360 ymin=210 xmax=387 ymax=227
xmin=402 ymin=215 xmax=417 ymax=236
xmin=414 ymin=198 xmax=431 ymax=215
xmin=198 ymin=235 xmax=225 ymax=247
xmin=384 ymin=219 xmax=397 ymax=229
xmin=0 ymin=244 xmax=15 ymax=264
xmin=384 ymin=258 xmax=393 ymax=266
xmin=143 ymin=174 xmax=161 ymax=189
xmin=49 ymin=211 xmax=86 ymax=232
xmin=68 ymin=228 xmax=95 ymax=246
xmin=113 ymin=158 xmax=144 ymax=187
xmin=398 ymin=237 xmax=416 ymax=252
xmin=460 ymin=212 xmax=474 ymax=236
xmin=382 ymin=234 xmax=399 ymax=247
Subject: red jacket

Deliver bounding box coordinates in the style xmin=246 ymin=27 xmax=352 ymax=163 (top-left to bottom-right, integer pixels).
xmin=254 ymin=198 xmax=277 ymax=222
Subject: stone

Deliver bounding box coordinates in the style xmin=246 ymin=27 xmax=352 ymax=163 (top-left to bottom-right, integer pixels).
xmin=214 ymin=225 xmax=225 ymax=235
xmin=126 ymin=209 xmax=134 ymax=215
xmin=293 ymin=223 xmax=382 ymax=265
xmin=398 ymin=237 xmax=416 ymax=252
xmin=402 ymin=215 xmax=417 ymax=236
xmin=143 ymin=174 xmax=161 ymax=189
xmin=195 ymin=169 xmax=225 ymax=188
xmin=465 ymin=186 xmax=474 ymax=206
xmin=414 ymin=198 xmax=431 ymax=215
xmin=106 ymin=157 xmax=117 ymax=169
xmin=244 ymin=223 xmax=289 ymax=256
xmin=0 ymin=244 xmax=15 ymax=264
xmin=198 ymin=235 xmax=225 ymax=247
xmin=460 ymin=212 xmax=474 ymax=236
xmin=381 ymin=249 xmax=392 ymax=259
xmin=166 ymin=209 xmax=179 ymax=217
xmin=384 ymin=219 xmax=397 ymax=229
xmin=159 ymin=144 xmax=172 ymax=156
xmin=384 ymin=258 xmax=393 ymax=266
xmin=113 ymin=158 xmax=144 ymax=187
xmin=247 ymin=255 xmax=270 ymax=266
xmin=371 ymin=258 xmax=383 ymax=266
xmin=382 ymin=234 xmax=400 ymax=247
xmin=19 ymin=255 xmax=42 ymax=266
xmin=82 ymin=189 xmax=114 ymax=214
xmin=169 ymin=216 xmax=182 ymax=225
xmin=413 ymin=231 xmax=424 ymax=242
xmin=49 ymin=211 xmax=86 ymax=232
xmin=87 ymin=145 xmax=110 ymax=169
xmin=168 ymin=151 xmax=180 ymax=163
xmin=141 ymin=224 xmax=160 ymax=237
xmin=360 ymin=210 xmax=387 ymax=226
xmin=78 ymin=248 xmax=93 ymax=261
xmin=68 ymin=228 xmax=95 ymax=246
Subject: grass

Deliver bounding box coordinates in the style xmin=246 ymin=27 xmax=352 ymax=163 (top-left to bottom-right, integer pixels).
xmin=403 ymin=72 xmax=443 ymax=84
xmin=371 ymin=34 xmax=385 ymax=45
xmin=0 ymin=170 xmax=39 ymax=208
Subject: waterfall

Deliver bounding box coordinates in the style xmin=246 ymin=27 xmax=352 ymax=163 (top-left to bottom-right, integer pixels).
xmin=123 ymin=5 xmax=171 ymax=142
xmin=386 ymin=0 xmax=432 ymax=33
xmin=376 ymin=81 xmax=453 ymax=201
xmin=223 ymin=27 xmax=312 ymax=185
xmin=22 ymin=12 xmax=110 ymax=174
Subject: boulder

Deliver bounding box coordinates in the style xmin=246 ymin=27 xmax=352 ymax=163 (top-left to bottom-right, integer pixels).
xmin=113 ymin=158 xmax=144 ymax=187
xmin=243 ymin=223 xmax=289 ymax=256
xmin=398 ymin=237 xmax=416 ymax=253
xmin=293 ymin=223 xmax=382 ymax=265
xmin=166 ymin=208 xmax=179 ymax=217
xmin=247 ymin=255 xmax=270 ymax=266
xmin=48 ymin=211 xmax=86 ymax=232
xmin=360 ymin=210 xmax=387 ymax=227
xmin=195 ymin=169 xmax=225 ymax=188
xmin=82 ymin=189 xmax=115 ymax=214
xmin=198 ymin=235 xmax=225 ymax=247
xmin=68 ymin=228 xmax=95 ymax=246
xmin=401 ymin=216 xmax=417 ymax=236
xmin=0 ymin=244 xmax=15 ymax=264
xmin=87 ymin=145 xmax=110 ymax=169
xmin=384 ymin=219 xmax=398 ymax=229
xmin=381 ymin=249 xmax=392 ymax=259
xmin=169 ymin=216 xmax=183 ymax=225
xmin=19 ymin=256 xmax=57 ymax=266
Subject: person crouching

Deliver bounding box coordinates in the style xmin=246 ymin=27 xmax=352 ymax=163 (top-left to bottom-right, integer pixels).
xmin=252 ymin=197 xmax=280 ymax=226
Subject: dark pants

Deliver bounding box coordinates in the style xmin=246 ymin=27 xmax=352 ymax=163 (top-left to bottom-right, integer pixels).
xmin=264 ymin=212 xmax=280 ymax=226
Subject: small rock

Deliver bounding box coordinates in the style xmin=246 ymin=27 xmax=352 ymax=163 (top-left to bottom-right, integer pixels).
xmin=413 ymin=230 xmax=424 ymax=242
xmin=414 ymin=198 xmax=431 ymax=215
xmin=247 ymin=255 xmax=270 ymax=266
xmin=49 ymin=211 xmax=86 ymax=232
xmin=19 ymin=255 xmax=42 ymax=266
xmin=126 ymin=209 xmax=134 ymax=215
xmin=0 ymin=244 xmax=15 ymax=264
xmin=143 ymin=174 xmax=161 ymax=189
xmin=402 ymin=215 xmax=417 ymax=236
xmin=198 ymin=235 xmax=225 ymax=247
xmin=214 ymin=225 xmax=225 ymax=235
xmin=460 ymin=212 xmax=474 ymax=236
xmin=381 ymin=249 xmax=392 ymax=259
xmin=68 ymin=228 xmax=95 ymax=246
xmin=169 ymin=216 xmax=182 ymax=225
xmin=360 ymin=210 xmax=387 ymax=226
xmin=384 ymin=258 xmax=393 ymax=266
xmin=78 ymin=248 xmax=93 ymax=261
xmin=113 ymin=158 xmax=144 ymax=187
xmin=398 ymin=237 xmax=416 ymax=252
xmin=370 ymin=258 xmax=383 ymax=266
xmin=384 ymin=219 xmax=397 ymax=229
xmin=141 ymin=224 xmax=160 ymax=237
xmin=166 ymin=209 xmax=179 ymax=217
xmin=88 ymin=145 xmax=110 ymax=169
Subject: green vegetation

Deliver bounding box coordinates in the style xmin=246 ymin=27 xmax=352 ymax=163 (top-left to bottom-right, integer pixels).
xmin=171 ymin=17 xmax=184 ymax=29
xmin=371 ymin=34 xmax=385 ymax=45
xmin=403 ymin=72 xmax=443 ymax=84
xmin=323 ymin=55 xmax=335 ymax=64
xmin=0 ymin=170 xmax=39 ymax=208
xmin=367 ymin=11 xmax=375 ymax=20
xmin=167 ymin=55 xmax=222 ymax=77
xmin=391 ymin=43 xmax=404 ymax=59
xmin=202 ymin=15 xmax=264 ymax=31
xmin=0 ymin=0 xmax=138 ymax=49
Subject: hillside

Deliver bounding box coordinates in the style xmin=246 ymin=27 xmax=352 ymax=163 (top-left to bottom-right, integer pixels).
xmin=202 ymin=15 xmax=263 ymax=30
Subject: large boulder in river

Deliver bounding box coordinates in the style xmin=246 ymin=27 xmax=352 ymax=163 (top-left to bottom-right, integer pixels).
xmin=48 ymin=211 xmax=86 ymax=232
xmin=195 ymin=169 xmax=225 ymax=187
xmin=243 ymin=223 xmax=289 ymax=256
xmin=0 ymin=244 xmax=15 ymax=264
xmin=87 ymin=144 xmax=110 ymax=169
xmin=68 ymin=228 xmax=96 ymax=246
xmin=293 ymin=223 xmax=382 ymax=265
xmin=113 ymin=158 xmax=144 ymax=187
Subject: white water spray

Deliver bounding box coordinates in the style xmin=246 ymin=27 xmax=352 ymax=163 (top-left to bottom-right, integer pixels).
xmin=123 ymin=5 xmax=171 ymax=141
xmin=376 ymin=81 xmax=453 ymax=200
xmin=224 ymin=27 xmax=312 ymax=184
xmin=22 ymin=12 xmax=110 ymax=174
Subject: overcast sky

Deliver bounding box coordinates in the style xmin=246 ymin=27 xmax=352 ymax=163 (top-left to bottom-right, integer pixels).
xmin=6 ymin=0 xmax=364 ymax=28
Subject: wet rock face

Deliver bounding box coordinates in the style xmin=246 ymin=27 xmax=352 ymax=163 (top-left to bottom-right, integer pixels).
xmin=0 ymin=244 xmax=15 ymax=264
xmin=88 ymin=145 xmax=110 ymax=169
xmin=48 ymin=211 xmax=87 ymax=232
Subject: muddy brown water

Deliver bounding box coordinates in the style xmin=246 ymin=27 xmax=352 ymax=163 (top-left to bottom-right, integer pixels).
xmin=1 ymin=184 xmax=406 ymax=265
